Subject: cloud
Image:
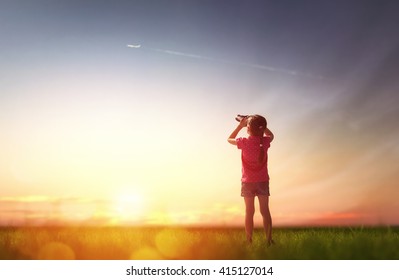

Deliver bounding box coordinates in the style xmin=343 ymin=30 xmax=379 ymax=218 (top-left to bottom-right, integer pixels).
xmin=0 ymin=195 xmax=52 ymax=203
xmin=304 ymin=211 xmax=373 ymax=226
xmin=0 ymin=195 xmax=103 ymax=204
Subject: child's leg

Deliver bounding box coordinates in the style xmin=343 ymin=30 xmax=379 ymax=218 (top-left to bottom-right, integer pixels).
xmin=258 ymin=195 xmax=273 ymax=244
xmin=244 ymin=196 xmax=255 ymax=243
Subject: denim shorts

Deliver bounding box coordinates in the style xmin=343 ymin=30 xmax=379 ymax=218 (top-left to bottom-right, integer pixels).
xmin=241 ymin=181 xmax=270 ymax=197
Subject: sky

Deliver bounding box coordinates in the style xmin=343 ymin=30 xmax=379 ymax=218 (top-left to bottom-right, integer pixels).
xmin=1 ymin=0 xmax=399 ymax=227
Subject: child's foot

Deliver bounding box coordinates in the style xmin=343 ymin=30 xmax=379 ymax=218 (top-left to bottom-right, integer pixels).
xmin=242 ymin=239 xmax=252 ymax=248
xmin=267 ymin=239 xmax=275 ymax=247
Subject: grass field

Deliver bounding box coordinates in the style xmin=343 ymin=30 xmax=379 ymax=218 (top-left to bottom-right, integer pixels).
xmin=0 ymin=226 xmax=398 ymax=260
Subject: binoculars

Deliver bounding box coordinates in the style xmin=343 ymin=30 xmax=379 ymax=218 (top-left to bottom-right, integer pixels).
xmin=235 ymin=114 xmax=249 ymax=122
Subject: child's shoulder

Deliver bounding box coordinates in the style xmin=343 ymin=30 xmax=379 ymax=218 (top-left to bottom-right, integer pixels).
xmin=235 ymin=137 xmax=248 ymax=148
xmin=236 ymin=136 xmax=249 ymax=142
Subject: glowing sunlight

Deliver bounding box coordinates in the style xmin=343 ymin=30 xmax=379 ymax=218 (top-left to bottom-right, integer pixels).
xmin=111 ymin=187 xmax=146 ymax=223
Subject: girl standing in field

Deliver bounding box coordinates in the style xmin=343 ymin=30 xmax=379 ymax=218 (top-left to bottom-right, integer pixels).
xmin=228 ymin=114 xmax=275 ymax=246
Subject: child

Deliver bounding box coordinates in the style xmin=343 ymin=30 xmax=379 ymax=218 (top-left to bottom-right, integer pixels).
xmin=227 ymin=114 xmax=275 ymax=246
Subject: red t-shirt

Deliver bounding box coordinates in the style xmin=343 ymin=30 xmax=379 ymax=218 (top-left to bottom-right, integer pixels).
xmin=236 ymin=136 xmax=271 ymax=183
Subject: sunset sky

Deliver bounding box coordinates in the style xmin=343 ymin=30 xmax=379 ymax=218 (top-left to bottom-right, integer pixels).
xmin=1 ymin=0 xmax=398 ymax=227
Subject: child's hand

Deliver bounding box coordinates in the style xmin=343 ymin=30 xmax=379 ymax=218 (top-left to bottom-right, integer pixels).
xmin=238 ymin=116 xmax=248 ymax=128
xmin=264 ymin=127 xmax=274 ymax=142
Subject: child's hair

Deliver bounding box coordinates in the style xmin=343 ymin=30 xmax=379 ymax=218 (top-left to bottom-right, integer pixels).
xmin=248 ymin=115 xmax=267 ymax=163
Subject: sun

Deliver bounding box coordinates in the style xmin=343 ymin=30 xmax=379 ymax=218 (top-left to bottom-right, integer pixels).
xmin=111 ymin=188 xmax=146 ymax=223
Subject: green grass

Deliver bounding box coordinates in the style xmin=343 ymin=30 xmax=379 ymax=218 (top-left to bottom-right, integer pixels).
xmin=0 ymin=226 xmax=398 ymax=260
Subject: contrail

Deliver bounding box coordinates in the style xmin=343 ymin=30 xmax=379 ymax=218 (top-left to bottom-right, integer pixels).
xmin=127 ymin=44 xmax=331 ymax=80
xmin=151 ymin=48 xmax=206 ymax=60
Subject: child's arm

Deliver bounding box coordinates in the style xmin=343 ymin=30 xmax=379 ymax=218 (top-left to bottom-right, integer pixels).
xmin=264 ymin=127 xmax=274 ymax=142
xmin=227 ymin=120 xmax=246 ymax=145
